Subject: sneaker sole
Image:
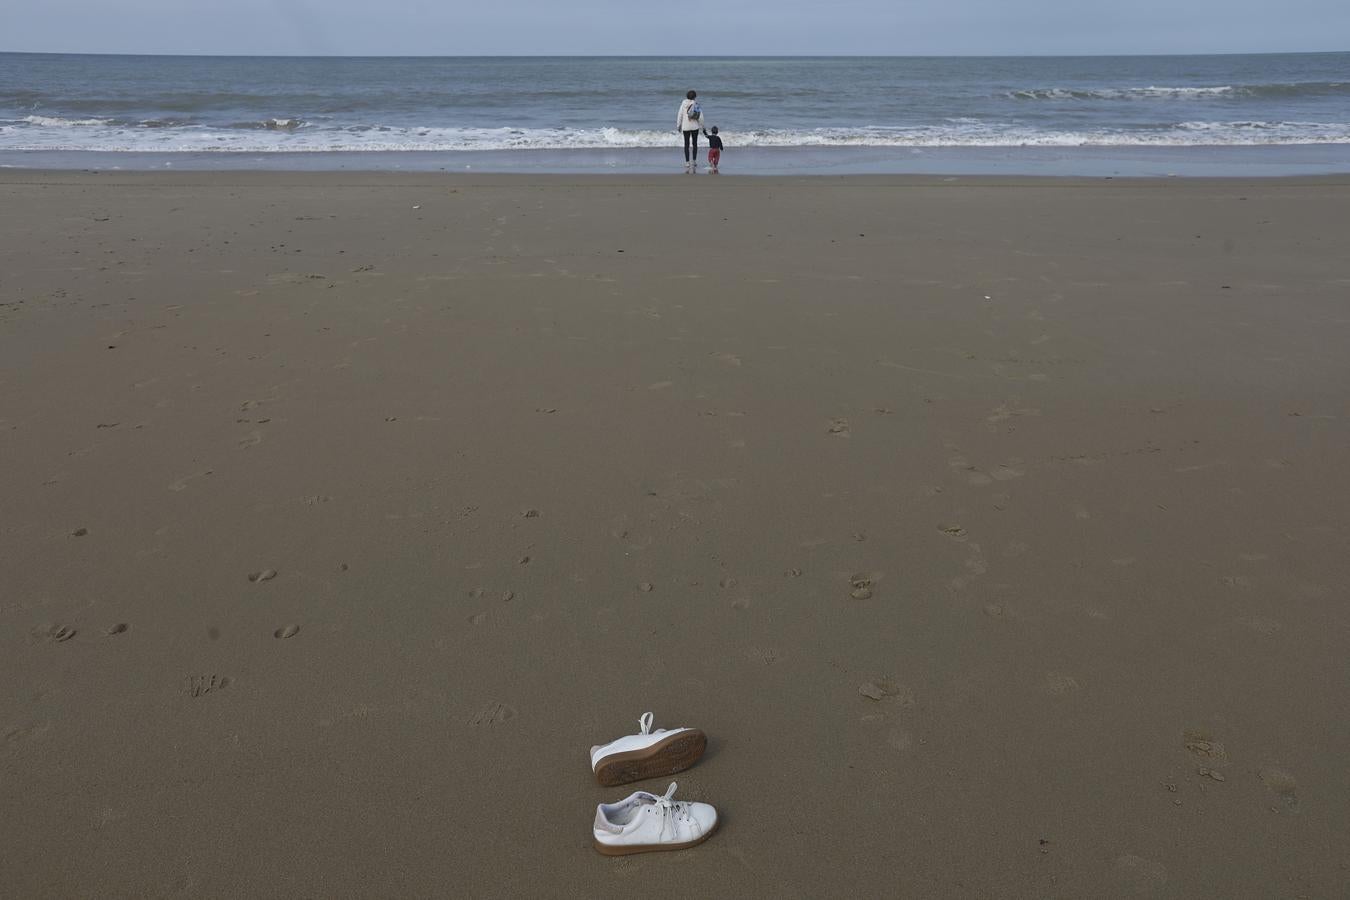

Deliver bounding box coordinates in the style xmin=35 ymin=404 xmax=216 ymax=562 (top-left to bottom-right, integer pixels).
xmin=592 ymin=729 xmax=707 ymax=787
xmin=593 ymin=816 xmax=719 ymax=856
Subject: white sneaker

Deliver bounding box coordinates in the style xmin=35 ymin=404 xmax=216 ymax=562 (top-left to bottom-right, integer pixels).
xmin=589 ymin=711 xmax=707 ymax=786
xmin=593 ymin=782 xmax=719 ymax=855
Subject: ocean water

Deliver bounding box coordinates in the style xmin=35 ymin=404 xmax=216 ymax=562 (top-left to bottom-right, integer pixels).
xmin=3 ymin=53 xmax=1350 ymax=174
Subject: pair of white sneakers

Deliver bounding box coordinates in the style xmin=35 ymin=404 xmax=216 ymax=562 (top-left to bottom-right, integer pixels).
xmin=589 ymin=712 xmax=717 ymax=855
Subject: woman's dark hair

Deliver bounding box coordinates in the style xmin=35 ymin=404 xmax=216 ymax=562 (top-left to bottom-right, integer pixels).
xmin=686 ymin=90 xmax=697 ymax=100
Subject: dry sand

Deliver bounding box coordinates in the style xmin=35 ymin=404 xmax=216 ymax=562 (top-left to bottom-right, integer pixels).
xmin=2 ymin=171 xmax=1348 ymax=897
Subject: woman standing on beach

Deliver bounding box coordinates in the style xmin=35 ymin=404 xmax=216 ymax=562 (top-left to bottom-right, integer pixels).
xmin=676 ymin=90 xmax=703 ymax=172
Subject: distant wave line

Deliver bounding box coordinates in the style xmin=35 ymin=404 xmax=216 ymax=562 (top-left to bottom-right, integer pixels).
xmin=1007 ymin=81 xmax=1350 ymax=100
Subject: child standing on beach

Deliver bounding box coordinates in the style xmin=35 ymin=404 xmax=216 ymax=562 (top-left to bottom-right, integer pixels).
xmin=703 ymin=125 xmax=724 ymax=173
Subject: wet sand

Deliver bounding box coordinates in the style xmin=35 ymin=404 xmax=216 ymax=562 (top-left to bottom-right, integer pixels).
xmin=2 ymin=171 xmax=1348 ymax=897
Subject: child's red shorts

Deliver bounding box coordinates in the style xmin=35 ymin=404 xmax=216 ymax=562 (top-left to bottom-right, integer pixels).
xmin=707 ymin=148 xmax=721 ymax=167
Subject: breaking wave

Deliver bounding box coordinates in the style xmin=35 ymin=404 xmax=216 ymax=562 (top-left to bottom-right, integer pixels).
xmin=3 ymin=118 xmax=1349 ymax=151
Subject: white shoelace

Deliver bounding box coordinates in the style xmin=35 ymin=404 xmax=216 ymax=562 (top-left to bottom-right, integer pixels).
xmin=638 ymin=711 xmax=654 ymax=735
xmin=651 ymin=782 xmax=687 ymax=841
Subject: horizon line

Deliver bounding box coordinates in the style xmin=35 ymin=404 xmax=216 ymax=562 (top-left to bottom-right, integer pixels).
xmin=4 ymin=49 xmax=1349 ymax=59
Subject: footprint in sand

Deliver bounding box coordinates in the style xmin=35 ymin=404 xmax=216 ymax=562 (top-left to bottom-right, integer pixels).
xmin=718 ymin=576 xmax=737 ymax=589
xmin=237 ymin=430 xmax=263 ymax=449
xmin=859 ymin=680 xmax=915 ymax=705
xmin=184 ymin=674 xmax=230 ymax=698
xmin=274 ymin=624 xmax=300 ymax=639
xmin=730 ymin=597 xmax=751 ymax=610
xmin=986 ymin=403 xmax=1041 ymax=426
xmin=168 ymin=470 xmax=213 ymax=492
xmin=1259 ymin=767 xmax=1299 ymax=811
xmin=859 ymin=682 xmax=889 ymax=701
xmin=939 ymin=524 xmax=968 ymax=540
xmin=747 ymin=646 xmax=780 ymax=665
xmin=1183 ymin=731 xmax=1229 ymax=764
xmin=33 ymin=624 xmax=77 ymax=643
xmin=1236 ymin=616 xmax=1282 ymax=635
xmin=827 ymin=418 xmax=850 ymax=437
xmin=467 ymin=702 xmax=516 ymax=727
xmin=1044 ymin=672 xmax=1080 ymax=695
xmin=4 ymin=722 xmax=53 ymax=744
xmin=248 ymin=569 xmax=278 ymax=583
xmin=848 ymin=573 xmax=875 ymax=600
xmin=105 ymin=623 xmax=129 ymax=636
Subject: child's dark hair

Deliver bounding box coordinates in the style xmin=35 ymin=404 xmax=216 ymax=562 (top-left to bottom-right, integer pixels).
xmin=686 ymin=90 xmax=697 ymax=100
xmin=710 ymin=126 xmax=719 ymax=134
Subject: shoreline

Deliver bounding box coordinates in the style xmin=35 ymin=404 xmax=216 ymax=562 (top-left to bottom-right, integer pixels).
xmin=4 ymin=169 xmax=1350 ymax=188
xmin=5 ymin=143 xmax=1350 ymax=177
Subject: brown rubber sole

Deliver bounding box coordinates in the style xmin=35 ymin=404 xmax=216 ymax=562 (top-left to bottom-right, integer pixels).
xmin=593 ymin=729 xmax=707 ymax=787
xmin=593 ymin=816 xmax=720 ymax=856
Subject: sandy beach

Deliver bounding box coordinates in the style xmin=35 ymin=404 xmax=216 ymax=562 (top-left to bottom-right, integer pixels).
xmin=2 ymin=171 xmax=1348 ymax=897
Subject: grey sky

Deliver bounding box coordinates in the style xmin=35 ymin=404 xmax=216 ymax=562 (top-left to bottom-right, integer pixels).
xmin=5 ymin=0 xmax=1349 ymax=56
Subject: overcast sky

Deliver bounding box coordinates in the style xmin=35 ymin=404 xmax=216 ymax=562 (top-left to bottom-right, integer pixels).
xmin=5 ymin=0 xmax=1349 ymax=56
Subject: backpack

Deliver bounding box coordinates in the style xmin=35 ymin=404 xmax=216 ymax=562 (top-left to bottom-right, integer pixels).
xmin=688 ymin=102 xmax=701 ymax=122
